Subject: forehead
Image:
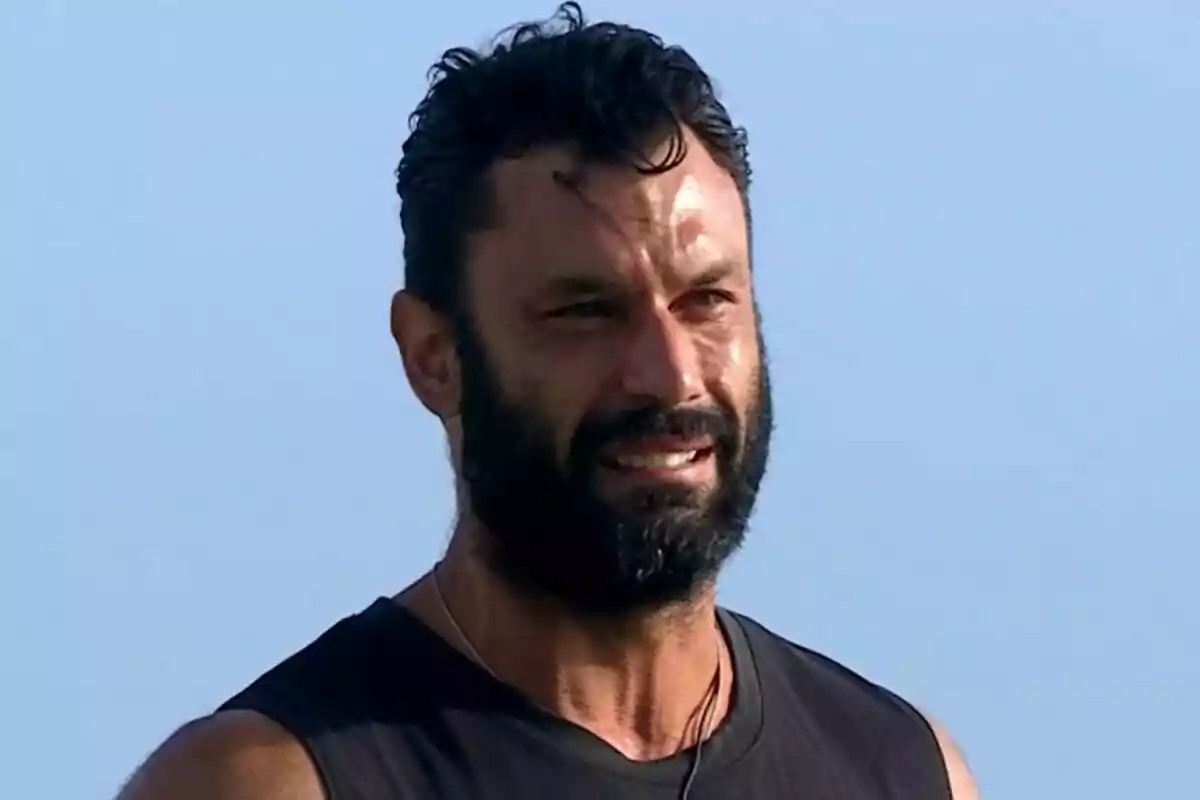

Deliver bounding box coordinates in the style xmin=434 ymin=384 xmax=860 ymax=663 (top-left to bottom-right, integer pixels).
xmin=466 ymin=131 xmax=749 ymax=298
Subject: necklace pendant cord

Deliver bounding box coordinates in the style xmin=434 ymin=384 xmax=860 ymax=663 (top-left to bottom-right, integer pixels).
xmin=429 ymin=561 xmax=721 ymax=797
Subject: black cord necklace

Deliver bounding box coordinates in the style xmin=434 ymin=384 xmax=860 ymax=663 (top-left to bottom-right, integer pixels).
xmin=432 ymin=565 xmax=722 ymax=798
xmin=679 ymin=653 xmax=722 ymax=799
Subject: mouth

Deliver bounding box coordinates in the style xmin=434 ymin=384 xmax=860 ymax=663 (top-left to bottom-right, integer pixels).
xmin=598 ymin=438 xmax=717 ymax=475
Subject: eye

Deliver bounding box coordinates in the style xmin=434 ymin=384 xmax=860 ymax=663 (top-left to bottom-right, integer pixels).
xmin=545 ymin=299 xmax=620 ymax=319
xmin=697 ymin=289 xmax=732 ymax=306
xmin=678 ymin=289 xmax=735 ymax=313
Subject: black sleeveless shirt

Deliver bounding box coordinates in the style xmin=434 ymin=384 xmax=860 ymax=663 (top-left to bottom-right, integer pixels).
xmin=220 ymin=599 xmax=950 ymax=799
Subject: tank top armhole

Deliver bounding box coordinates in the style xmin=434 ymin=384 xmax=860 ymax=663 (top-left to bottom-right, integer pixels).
xmin=872 ymin=687 xmax=954 ymax=800
xmin=218 ymin=690 xmax=339 ymax=800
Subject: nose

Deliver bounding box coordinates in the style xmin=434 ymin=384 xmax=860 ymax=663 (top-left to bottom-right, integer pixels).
xmin=618 ymin=306 xmax=704 ymax=407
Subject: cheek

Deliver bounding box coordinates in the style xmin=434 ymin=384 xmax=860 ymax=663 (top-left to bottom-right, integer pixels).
xmin=697 ymin=317 xmax=756 ymax=382
xmin=523 ymin=334 xmax=617 ymax=416
xmin=698 ymin=323 xmax=760 ymax=416
xmin=513 ymin=375 xmax=593 ymax=463
xmin=483 ymin=325 xmax=597 ymax=439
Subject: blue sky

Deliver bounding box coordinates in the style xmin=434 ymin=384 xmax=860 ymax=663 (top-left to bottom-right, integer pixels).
xmin=3 ymin=2 xmax=1197 ymax=797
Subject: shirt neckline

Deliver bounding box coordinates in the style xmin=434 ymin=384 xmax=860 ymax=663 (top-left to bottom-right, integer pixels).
xmin=367 ymin=598 xmax=765 ymax=784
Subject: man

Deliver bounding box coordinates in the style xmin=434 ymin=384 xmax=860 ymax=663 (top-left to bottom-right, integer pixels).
xmin=119 ymin=4 xmax=978 ymax=798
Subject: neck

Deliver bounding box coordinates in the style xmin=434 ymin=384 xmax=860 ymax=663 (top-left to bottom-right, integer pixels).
xmin=403 ymin=521 xmax=731 ymax=761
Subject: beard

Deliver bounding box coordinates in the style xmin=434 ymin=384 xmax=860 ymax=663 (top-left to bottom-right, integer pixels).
xmin=454 ymin=315 xmax=773 ymax=618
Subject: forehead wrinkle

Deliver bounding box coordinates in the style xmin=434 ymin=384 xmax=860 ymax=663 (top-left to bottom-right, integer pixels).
xmin=635 ymin=171 xmax=733 ymax=270
xmin=481 ymin=146 xmax=746 ymax=302
xmin=544 ymin=182 xmax=671 ymax=293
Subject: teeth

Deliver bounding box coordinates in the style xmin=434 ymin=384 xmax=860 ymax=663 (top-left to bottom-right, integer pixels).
xmin=613 ymin=451 xmax=698 ymax=469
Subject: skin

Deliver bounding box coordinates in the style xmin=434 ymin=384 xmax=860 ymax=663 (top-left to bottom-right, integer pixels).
xmin=116 ymin=129 xmax=979 ymax=798
xmin=397 ymin=131 xmax=758 ymax=761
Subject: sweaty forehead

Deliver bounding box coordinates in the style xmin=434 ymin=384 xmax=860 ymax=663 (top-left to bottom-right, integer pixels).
xmin=467 ymin=134 xmax=748 ymax=295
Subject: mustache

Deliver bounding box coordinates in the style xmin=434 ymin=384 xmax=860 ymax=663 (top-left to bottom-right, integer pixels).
xmin=571 ymin=404 xmax=736 ymax=462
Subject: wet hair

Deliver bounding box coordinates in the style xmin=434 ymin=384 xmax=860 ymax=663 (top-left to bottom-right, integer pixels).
xmin=396 ymin=1 xmax=751 ymax=315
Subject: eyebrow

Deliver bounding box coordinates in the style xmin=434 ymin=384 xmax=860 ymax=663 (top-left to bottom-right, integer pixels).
xmin=539 ymin=275 xmax=616 ymax=301
xmin=537 ymin=260 xmax=742 ymax=301
xmin=690 ymin=260 xmax=739 ymax=289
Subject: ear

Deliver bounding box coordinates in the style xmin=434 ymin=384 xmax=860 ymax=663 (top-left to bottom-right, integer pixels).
xmin=390 ymin=290 xmax=460 ymax=419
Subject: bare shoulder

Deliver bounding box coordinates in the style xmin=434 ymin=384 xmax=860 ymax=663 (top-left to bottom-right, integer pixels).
xmin=922 ymin=714 xmax=980 ymax=800
xmin=117 ymin=709 xmax=324 ymax=800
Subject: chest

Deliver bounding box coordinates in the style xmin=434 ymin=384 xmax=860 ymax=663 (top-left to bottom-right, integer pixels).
xmin=328 ymin=717 xmax=896 ymax=800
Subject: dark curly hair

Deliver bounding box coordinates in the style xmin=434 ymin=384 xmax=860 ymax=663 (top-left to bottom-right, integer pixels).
xmin=396 ymin=2 xmax=751 ymax=315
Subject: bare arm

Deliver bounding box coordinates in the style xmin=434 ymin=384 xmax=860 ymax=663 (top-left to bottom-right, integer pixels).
xmin=924 ymin=715 xmax=980 ymax=800
xmin=116 ymin=710 xmax=324 ymax=800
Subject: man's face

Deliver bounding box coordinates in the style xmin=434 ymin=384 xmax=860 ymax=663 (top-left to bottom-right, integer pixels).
xmin=455 ymin=131 xmax=771 ymax=616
